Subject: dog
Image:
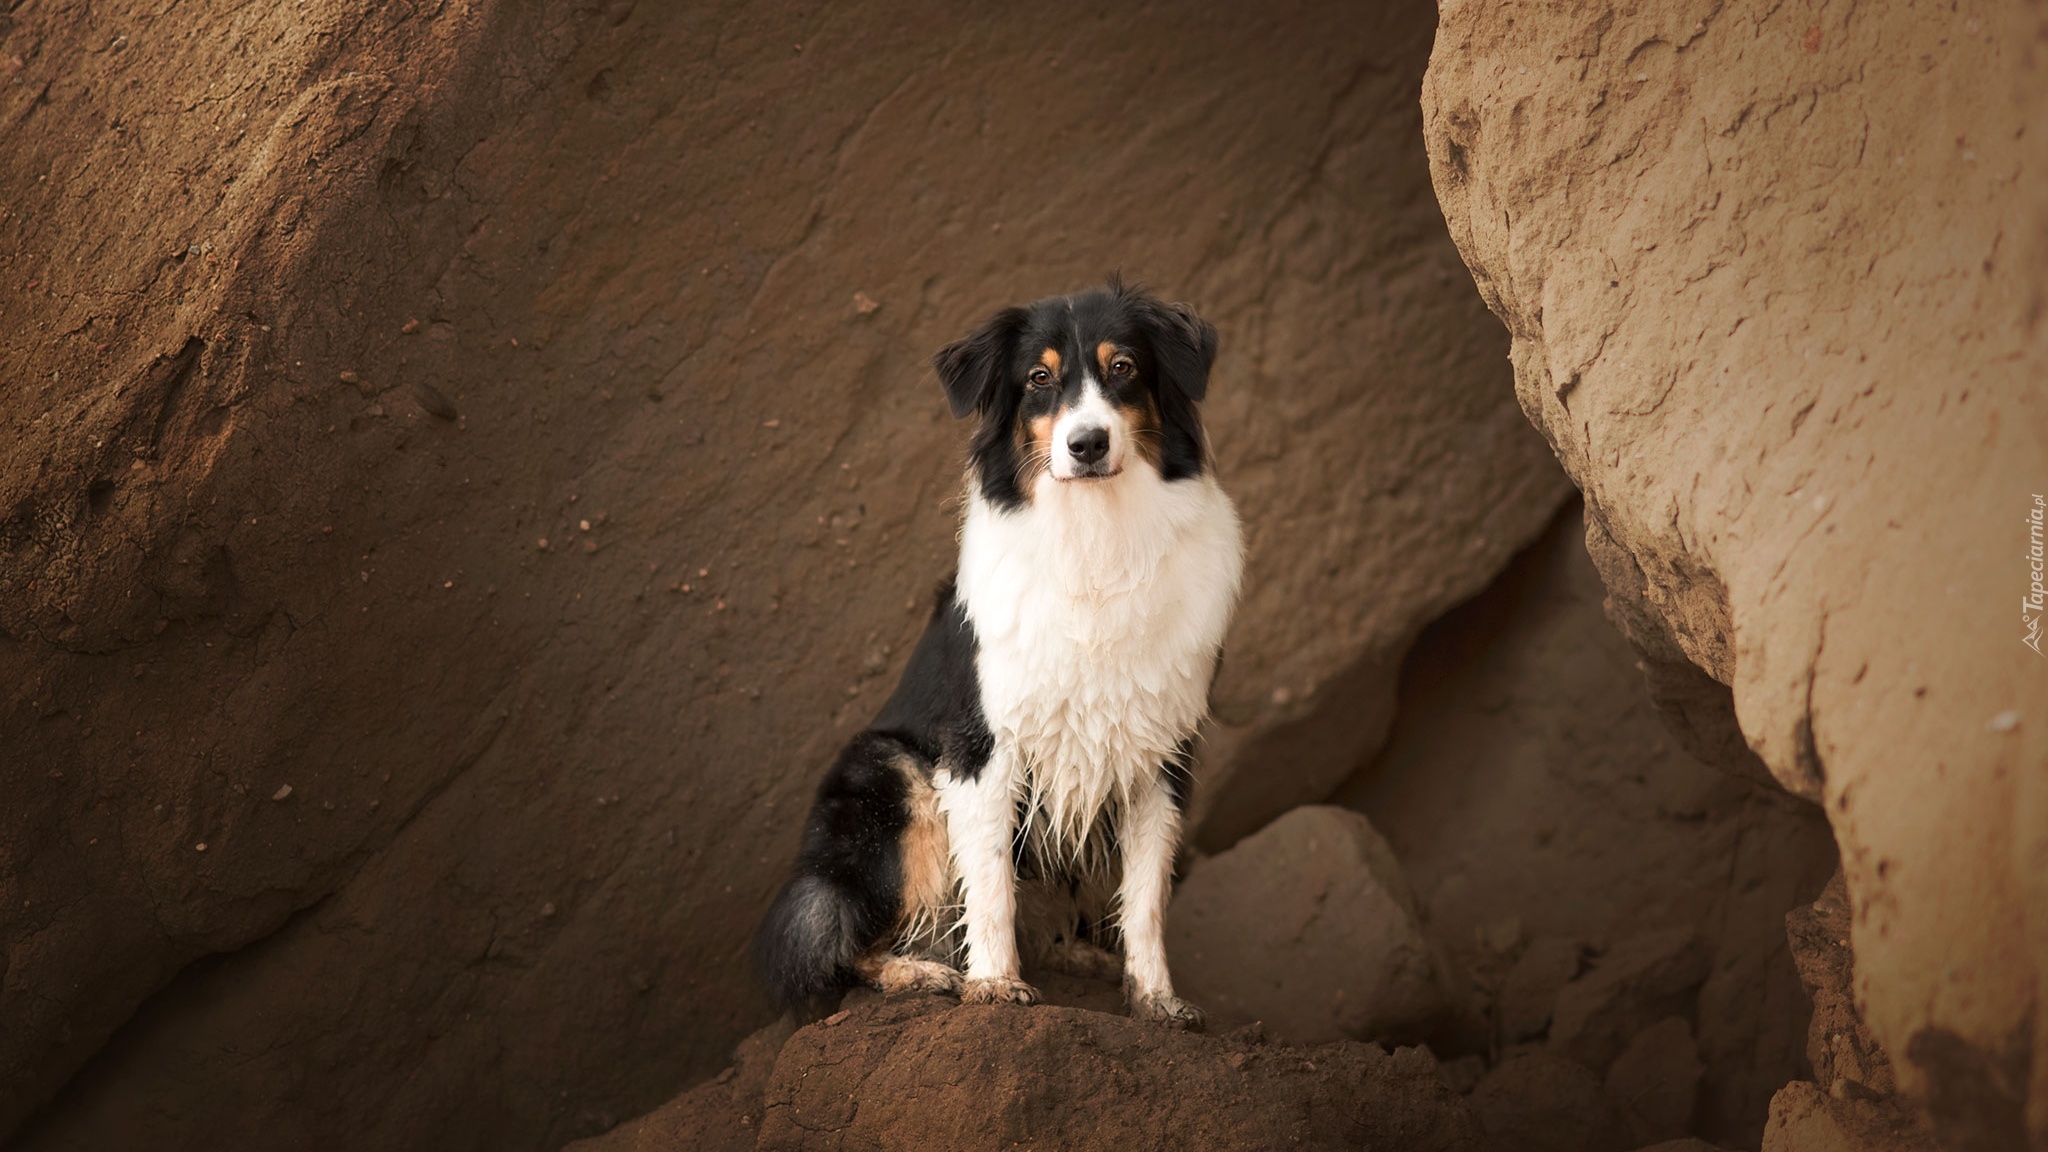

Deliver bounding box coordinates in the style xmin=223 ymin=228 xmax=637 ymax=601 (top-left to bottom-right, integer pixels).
xmin=756 ymin=278 xmax=1243 ymax=1028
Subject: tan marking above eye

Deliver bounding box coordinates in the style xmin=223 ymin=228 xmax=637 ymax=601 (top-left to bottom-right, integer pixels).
xmin=1098 ymin=342 xmax=1134 ymax=377
xmin=1038 ymin=348 xmax=1062 ymax=375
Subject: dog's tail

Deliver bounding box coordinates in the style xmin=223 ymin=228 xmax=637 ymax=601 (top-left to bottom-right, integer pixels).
xmin=757 ymin=730 xmax=925 ymax=1012
xmin=755 ymin=872 xmax=867 ymax=1012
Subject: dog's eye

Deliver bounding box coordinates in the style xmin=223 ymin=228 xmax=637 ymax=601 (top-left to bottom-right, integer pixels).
xmin=1027 ymin=367 xmax=1053 ymax=387
xmin=1110 ymin=358 xmax=1135 ymax=378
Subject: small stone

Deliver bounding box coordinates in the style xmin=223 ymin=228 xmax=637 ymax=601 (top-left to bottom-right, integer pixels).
xmin=339 ymin=370 xmax=359 ymax=385
xmin=852 ymin=291 xmax=880 ymax=315
xmin=413 ymin=381 xmax=457 ymax=420
xmin=1987 ymin=709 xmax=2020 ymax=733
xmin=401 ymin=318 xmax=421 ymax=334
xmin=194 ymin=842 xmax=207 ymax=852
xmin=823 ymin=1009 xmax=851 ymax=1026
xmin=540 ymin=901 xmax=557 ymax=918
xmin=272 ymin=784 xmax=293 ymax=801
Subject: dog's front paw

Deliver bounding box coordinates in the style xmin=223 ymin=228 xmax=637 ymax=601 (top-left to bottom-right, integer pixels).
xmin=960 ymin=976 xmax=1041 ymax=1006
xmin=1129 ymin=992 xmax=1205 ymax=1031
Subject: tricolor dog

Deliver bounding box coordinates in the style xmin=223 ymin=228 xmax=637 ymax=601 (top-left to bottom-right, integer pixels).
xmin=757 ymin=279 xmax=1243 ymax=1027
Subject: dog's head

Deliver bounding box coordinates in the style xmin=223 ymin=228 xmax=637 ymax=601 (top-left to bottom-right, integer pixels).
xmin=934 ymin=278 xmax=1219 ymax=509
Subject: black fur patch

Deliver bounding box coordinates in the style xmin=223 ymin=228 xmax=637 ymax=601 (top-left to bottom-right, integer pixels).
xmin=870 ymin=582 xmax=995 ymax=777
xmin=755 ymin=584 xmax=993 ymax=1010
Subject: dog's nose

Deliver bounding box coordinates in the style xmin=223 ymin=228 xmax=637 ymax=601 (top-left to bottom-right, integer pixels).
xmin=1067 ymin=426 xmax=1109 ymax=466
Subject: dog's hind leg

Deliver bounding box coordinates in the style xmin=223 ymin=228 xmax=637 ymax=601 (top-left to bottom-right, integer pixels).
xmin=1041 ymin=937 xmax=1125 ymax=980
xmin=1025 ymin=877 xmax=1124 ymax=980
xmin=853 ymin=949 xmax=964 ymax=995
xmin=855 ymin=759 xmax=964 ymax=997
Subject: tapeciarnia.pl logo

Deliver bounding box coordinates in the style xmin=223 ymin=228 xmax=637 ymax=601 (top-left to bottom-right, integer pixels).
xmin=2027 ymin=494 xmax=2045 ymax=656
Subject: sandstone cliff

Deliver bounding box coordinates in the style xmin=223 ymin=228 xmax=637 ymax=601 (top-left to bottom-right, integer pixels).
xmin=1424 ymin=2 xmax=2048 ymax=1147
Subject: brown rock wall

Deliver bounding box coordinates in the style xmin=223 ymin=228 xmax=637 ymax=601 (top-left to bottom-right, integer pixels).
xmin=0 ymin=0 xmax=1564 ymax=1145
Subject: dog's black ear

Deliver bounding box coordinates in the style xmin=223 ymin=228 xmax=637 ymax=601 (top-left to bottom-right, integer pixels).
xmin=1139 ymin=299 xmax=1219 ymax=402
xmin=934 ymin=307 xmax=1028 ymax=419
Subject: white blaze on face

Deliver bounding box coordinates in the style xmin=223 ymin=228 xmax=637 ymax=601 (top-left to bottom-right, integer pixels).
xmin=1048 ymin=375 xmax=1128 ymax=480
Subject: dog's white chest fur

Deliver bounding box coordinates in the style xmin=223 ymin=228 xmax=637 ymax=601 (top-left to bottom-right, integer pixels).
xmin=956 ymin=467 xmax=1243 ymax=849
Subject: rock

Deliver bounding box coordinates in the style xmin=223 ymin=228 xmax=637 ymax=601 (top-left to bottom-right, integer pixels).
xmin=566 ymin=1016 xmax=795 ymax=1152
xmin=1167 ymin=806 xmax=1444 ymax=1044
xmin=1329 ymin=503 xmax=1838 ymax=1146
xmin=575 ymin=995 xmax=1487 ymax=1152
xmin=410 ymin=380 xmax=457 ymax=420
xmin=1548 ymin=928 xmax=1709 ymax=1074
xmin=1785 ymin=869 xmax=1894 ymax=1097
xmin=1423 ymin=2 xmax=2048 ymax=1146
xmin=1436 ymin=1053 xmax=1487 ymax=1095
xmin=1605 ymin=1016 xmax=1703 ymax=1140
xmin=1759 ymin=1081 xmax=1940 ymax=1152
xmin=1468 ymin=1050 xmax=1634 ymax=1152
xmin=0 ymin=0 xmax=1564 ymax=1145
xmin=1499 ymin=936 xmax=1584 ymax=1043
